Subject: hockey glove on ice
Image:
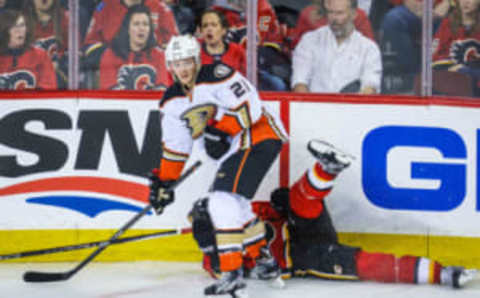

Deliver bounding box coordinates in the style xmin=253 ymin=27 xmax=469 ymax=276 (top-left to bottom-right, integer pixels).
xmin=204 ymin=124 xmax=231 ymax=160
xmin=148 ymin=171 xmax=175 ymax=215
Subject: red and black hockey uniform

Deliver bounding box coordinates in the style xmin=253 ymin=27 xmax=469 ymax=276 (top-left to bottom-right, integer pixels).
xmin=252 ymin=163 xmax=453 ymax=285
xmin=84 ymin=0 xmax=178 ymax=49
xmin=0 ymin=46 xmax=57 ymax=90
xmin=211 ymin=0 xmax=284 ymax=49
xmin=99 ymin=47 xmax=172 ymax=90
xmin=433 ymin=17 xmax=480 ymax=69
xmin=33 ymin=9 xmax=69 ymax=62
xmin=200 ymin=41 xmax=246 ymax=76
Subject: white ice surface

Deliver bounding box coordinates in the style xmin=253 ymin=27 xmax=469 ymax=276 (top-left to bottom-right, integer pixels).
xmin=1 ymin=261 xmax=480 ymax=298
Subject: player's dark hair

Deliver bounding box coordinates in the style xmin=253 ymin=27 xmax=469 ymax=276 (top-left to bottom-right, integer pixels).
xmin=111 ymin=4 xmax=157 ymax=60
xmin=0 ymin=9 xmax=34 ymax=54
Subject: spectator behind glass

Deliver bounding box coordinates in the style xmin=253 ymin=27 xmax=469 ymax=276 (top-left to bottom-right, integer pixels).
xmin=22 ymin=0 xmax=69 ymax=88
xmin=210 ymin=0 xmax=290 ymax=91
xmin=433 ymin=0 xmax=480 ymax=75
xmin=79 ymin=0 xmax=101 ymax=41
xmin=164 ymin=0 xmax=195 ymax=34
xmin=358 ymin=0 xmax=372 ymax=15
xmin=199 ymin=9 xmax=246 ymax=75
xmin=379 ymin=0 xmax=451 ymax=94
xmin=97 ymin=5 xmax=172 ymax=90
xmin=291 ymin=0 xmax=375 ymax=50
xmin=83 ymin=0 xmax=179 ymax=51
xmin=0 ymin=9 xmax=57 ymax=89
xmin=0 ymin=0 xmax=6 ymax=13
xmin=291 ymin=0 xmax=381 ymax=94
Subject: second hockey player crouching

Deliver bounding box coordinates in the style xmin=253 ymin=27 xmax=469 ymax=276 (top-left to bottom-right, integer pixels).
xmin=149 ymin=34 xmax=288 ymax=298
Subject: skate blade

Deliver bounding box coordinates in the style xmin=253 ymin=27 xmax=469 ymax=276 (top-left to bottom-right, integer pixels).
xmin=269 ymin=275 xmax=286 ymax=289
xmin=204 ymin=287 xmax=249 ymax=298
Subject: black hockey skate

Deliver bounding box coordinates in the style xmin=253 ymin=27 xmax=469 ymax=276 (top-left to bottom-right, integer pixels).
xmin=441 ymin=266 xmax=478 ymax=288
xmin=247 ymin=247 xmax=280 ymax=280
xmin=245 ymin=247 xmax=285 ymax=289
xmin=307 ymin=139 xmax=355 ymax=175
xmin=204 ymin=269 xmax=248 ymax=298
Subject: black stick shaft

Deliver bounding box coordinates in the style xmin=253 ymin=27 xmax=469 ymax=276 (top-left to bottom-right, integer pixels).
xmin=23 ymin=161 xmax=202 ymax=282
xmin=0 ymin=228 xmax=190 ymax=261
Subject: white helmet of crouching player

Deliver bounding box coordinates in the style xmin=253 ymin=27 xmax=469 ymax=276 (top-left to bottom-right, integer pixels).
xmin=165 ymin=35 xmax=201 ymax=86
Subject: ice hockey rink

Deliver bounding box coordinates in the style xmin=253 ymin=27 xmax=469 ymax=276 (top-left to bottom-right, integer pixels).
xmin=1 ymin=261 xmax=480 ymax=298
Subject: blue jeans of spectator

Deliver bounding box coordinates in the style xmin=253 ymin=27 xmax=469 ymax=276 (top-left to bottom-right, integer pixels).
xmin=258 ymin=70 xmax=288 ymax=91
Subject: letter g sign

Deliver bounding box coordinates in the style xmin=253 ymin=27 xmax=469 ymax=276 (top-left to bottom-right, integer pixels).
xmin=362 ymin=126 xmax=466 ymax=211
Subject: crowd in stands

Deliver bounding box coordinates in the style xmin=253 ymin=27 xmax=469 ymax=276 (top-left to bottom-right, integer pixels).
xmin=0 ymin=0 xmax=479 ymax=97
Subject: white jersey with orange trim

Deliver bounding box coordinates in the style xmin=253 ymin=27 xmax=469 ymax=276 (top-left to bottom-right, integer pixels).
xmin=158 ymin=62 xmax=287 ymax=181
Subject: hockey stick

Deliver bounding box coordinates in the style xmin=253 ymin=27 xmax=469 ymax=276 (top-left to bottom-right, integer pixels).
xmin=23 ymin=160 xmax=202 ymax=283
xmin=0 ymin=228 xmax=191 ymax=261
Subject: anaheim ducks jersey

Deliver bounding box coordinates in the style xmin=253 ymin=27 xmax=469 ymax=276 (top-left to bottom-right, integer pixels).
xmin=158 ymin=62 xmax=287 ymax=181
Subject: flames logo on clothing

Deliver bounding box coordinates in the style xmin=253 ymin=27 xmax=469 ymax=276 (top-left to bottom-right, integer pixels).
xmin=0 ymin=70 xmax=36 ymax=90
xmin=450 ymin=39 xmax=480 ymax=65
xmin=114 ymin=64 xmax=161 ymax=90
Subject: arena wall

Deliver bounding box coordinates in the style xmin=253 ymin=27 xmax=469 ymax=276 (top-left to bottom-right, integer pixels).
xmin=1 ymin=91 xmax=479 ymax=267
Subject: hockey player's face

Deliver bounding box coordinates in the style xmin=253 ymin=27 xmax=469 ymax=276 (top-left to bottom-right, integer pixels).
xmin=129 ymin=13 xmax=150 ymax=50
xmin=34 ymin=0 xmax=54 ymax=12
xmin=325 ymin=0 xmax=356 ymax=39
xmin=170 ymin=58 xmax=196 ymax=85
xmin=201 ymin=13 xmax=227 ymax=45
xmin=8 ymin=16 xmax=27 ymax=49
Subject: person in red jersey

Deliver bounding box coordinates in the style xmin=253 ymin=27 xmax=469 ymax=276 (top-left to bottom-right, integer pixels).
xmin=22 ymin=0 xmax=69 ymax=88
xmin=433 ymin=0 xmax=480 ymax=76
xmin=199 ymin=9 xmax=246 ymax=76
xmin=211 ymin=0 xmax=284 ymax=48
xmin=210 ymin=0 xmax=290 ymax=90
xmin=253 ymin=139 xmax=478 ymax=289
xmin=193 ymin=138 xmax=478 ymax=290
xmin=98 ymin=5 xmax=171 ymax=90
xmin=0 ymin=9 xmax=57 ymax=90
xmin=83 ymin=0 xmax=179 ymax=52
xmin=291 ymin=0 xmax=375 ymax=50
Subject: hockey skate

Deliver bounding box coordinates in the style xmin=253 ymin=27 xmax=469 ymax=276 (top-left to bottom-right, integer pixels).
xmin=204 ymin=268 xmax=248 ymax=298
xmin=245 ymin=247 xmax=285 ymax=288
xmin=441 ymin=266 xmax=478 ymax=288
xmin=247 ymin=247 xmax=280 ymax=280
xmin=307 ymin=139 xmax=355 ymax=174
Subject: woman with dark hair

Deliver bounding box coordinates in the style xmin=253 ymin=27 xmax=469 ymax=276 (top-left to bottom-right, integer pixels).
xmin=98 ymin=5 xmax=172 ymax=90
xmin=0 ymin=9 xmax=57 ymax=89
xmin=22 ymin=0 xmax=69 ymax=88
xmin=199 ymin=9 xmax=246 ymax=75
xmin=22 ymin=0 xmax=68 ymax=60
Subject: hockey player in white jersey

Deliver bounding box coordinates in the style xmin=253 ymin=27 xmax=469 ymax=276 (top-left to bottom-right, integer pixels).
xmin=148 ymin=35 xmax=288 ymax=297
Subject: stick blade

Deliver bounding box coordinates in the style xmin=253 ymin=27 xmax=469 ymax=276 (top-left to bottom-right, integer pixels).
xmin=23 ymin=271 xmax=70 ymax=282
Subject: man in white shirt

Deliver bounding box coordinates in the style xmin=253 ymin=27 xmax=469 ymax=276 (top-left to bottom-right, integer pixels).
xmin=291 ymin=0 xmax=382 ymax=94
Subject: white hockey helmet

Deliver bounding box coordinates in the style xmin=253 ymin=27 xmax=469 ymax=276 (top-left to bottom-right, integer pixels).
xmin=165 ymin=35 xmax=201 ymax=68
